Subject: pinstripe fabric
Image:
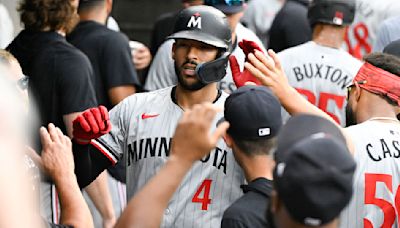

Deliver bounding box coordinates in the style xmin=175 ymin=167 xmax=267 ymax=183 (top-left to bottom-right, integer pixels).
xmin=97 ymin=86 xmax=245 ymax=227
xmin=340 ymin=120 xmax=400 ymax=228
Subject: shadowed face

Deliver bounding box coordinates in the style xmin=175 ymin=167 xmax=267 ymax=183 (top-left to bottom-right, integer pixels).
xmin=172 ymin=39 xmax=218 ymax=91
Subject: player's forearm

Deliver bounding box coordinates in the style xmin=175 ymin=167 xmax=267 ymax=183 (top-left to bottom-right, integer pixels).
xmin=54 ymin=172 xmax=94 ymax=228
xmin=115 ymin=155 xmax=193 ymax=228
xmin=280 ymin=86 xmax=355 ymax=153
xmin=280 ymin=86 xmax=337 ymax=123
xmin=73 ymin=142 xmax=112 ymax=188
xmin=85 ymin=171 xmax=115 ymax=221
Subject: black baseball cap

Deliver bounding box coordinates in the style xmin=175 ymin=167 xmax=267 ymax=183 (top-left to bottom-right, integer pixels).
xmin=383 ymin=39 xmax=400 ymax=58
xmin=221 ymin=85 xmax=282 ymax=140
xmin=204 ymin=0 xmax=245 ymax=14
xmin=273 ymin=114 xmax=356 ymax=226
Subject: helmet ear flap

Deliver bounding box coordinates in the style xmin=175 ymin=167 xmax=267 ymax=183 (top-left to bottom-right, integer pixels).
xmin=195 ymin=52 xmax=230 ymax=84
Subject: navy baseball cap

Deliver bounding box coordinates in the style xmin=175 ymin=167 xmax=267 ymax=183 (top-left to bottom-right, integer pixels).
xmin=204 ymin=0 xmax=245 ymax=14
xmin=273 ymin=114 xmax=356 ymax=226
xmin=220 ymin=85 xmax=282 ymax=140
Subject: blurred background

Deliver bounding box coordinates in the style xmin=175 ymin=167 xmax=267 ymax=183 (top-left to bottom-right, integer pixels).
xmin=1 ymin=0 xmax=182 ymax=47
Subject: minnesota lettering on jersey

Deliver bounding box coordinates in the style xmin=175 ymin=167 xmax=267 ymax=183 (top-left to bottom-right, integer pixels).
xmin=292 ymin=63 xmax=352 ymax=89
xmin=127 ymin=137 xmax=228 ymax=174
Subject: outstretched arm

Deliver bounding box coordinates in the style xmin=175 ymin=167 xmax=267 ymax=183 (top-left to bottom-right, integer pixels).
xmin=72 ymin=106 xmax=115 ymax=188
xmin=115 ymin=103 xmax=230 ymax=228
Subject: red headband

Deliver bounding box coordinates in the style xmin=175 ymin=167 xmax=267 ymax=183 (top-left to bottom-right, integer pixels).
xmin=354 ymin=62 xmax=400 ymax=106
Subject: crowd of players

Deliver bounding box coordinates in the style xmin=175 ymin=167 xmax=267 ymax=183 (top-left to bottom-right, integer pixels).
xmin=1 ymin=0 xmax=400 ymax=227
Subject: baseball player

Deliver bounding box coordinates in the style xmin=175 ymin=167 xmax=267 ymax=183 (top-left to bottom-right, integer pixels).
xmin=345 ymin=0 xmax=400 ymax=59
xmin=277 ymin=0 xmax=362 ymax=126
xmin=144 ymin=0 xmax=266 ymax=94
xmin=244 ymin=45 xmax=400 ymax=228
xmin=71 ymin=6 xmax=245 ymax=228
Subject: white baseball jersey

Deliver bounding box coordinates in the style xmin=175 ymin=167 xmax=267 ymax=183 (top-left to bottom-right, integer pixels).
xmin=278 ymin=41 xmax=362 ymax=126
xmin=144 ymin=23 xmax=267 ymax=94
xmin=94 ymin=86 xmax=245 ymax=228
xmin=345 ymin=0 xmax=400 ymax=59
xmin=340 ymin=120 xmax=400 ymax=228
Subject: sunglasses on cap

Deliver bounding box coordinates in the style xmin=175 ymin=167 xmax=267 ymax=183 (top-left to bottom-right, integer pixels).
xmin=206 ymin=0 xmax=245 ymax=6
xmin=16 ymin=75 xmax=29 ymax=91
xmin=346 ymin=80 xmax=367 ymax=99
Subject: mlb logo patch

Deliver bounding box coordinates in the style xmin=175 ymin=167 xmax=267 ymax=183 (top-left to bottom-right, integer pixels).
xmin=258 ymin=128 xmax=271 ymax=136
xmin=333 ymin=11 xmax=343 ymax=25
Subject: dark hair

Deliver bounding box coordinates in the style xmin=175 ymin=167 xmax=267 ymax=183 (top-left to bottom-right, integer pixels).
xmin=363 ymin=53 xmax=400 ymax=106
xmin=19 ymin=0 xmax=79 ymax=33
xmin=78 ymin=0 xmax=105 ymax=12
xmin=232 ymin=136 xmax=276 ymax=157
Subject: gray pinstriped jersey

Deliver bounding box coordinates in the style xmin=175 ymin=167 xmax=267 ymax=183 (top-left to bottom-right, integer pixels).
xmin=95 ymin=86 xmax=245 ymax=227
xmin=340 ymin=120 xmax=400 ymax=228
xmin=278 ymin=41 xmax=362 ymax=126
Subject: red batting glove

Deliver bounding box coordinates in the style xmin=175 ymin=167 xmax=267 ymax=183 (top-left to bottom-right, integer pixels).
xmin=72 ymin=106 xmax=112 ymax=144
xmin=230 ymin=39 xmax=264 ymax=88
xmin=239 ymin=39 xmax=264 ymax=62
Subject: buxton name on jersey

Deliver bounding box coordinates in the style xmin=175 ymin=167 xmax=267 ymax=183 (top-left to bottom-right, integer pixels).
xmin=278 ymin=41 xmax=362 ymax=126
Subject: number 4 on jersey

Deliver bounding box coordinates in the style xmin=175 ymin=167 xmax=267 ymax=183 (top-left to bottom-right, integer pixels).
xmin=192 ymin=179 xmax=212 ymax=210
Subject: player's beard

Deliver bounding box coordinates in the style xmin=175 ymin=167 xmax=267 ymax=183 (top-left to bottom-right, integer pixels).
xmin=345 ymin=103 xmax=357 ymax=127
xmin=175 ymin=60 xmax=207 ymax=91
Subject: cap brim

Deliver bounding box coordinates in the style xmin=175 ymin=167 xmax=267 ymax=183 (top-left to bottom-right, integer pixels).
xmin=275 ymin=114 xmax=346 ymax=162
xmin=167 ymin=30 xmax=228 ymax=49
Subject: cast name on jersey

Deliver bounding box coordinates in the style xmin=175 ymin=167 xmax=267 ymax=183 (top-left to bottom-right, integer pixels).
xmin=291 ymin=63 xmax=353 ymax=89
xmin=365 ymin=137 xmax=400 ymax=162
xmin=127 ymin=137 xmax=228 ymax=174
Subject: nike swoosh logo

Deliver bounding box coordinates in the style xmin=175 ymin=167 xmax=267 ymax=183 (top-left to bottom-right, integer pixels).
xmin=141 ymin=113 xmax=160 ymax=119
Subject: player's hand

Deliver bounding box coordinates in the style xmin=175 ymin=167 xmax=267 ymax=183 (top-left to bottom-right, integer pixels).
xmin=40 ymin=124 xmax=74 ymax=181
xmin=132 ymin=45 xmax=152 ymax=70
xmin=72 ymin=106 xmax=111 ymax=144
xmin=230 ymin=39 xmax=263 ymax=88
xmin=102 ymin=216 xmax=117 ymax=228
xmin=244 ymin=49 xmax=291 ymax=101
xmin=171 ymin=103 xmax=229 ymax=165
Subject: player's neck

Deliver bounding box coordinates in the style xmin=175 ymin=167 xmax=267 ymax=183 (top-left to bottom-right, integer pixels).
xmin=312 ymin=24 xmax=346 ymax=49
xmin=175 ymin=84 xmax=219 ymax=110
xmin=356 ymin=93 xmax=398 ymax=123
xmin=240 ymin=155 xmax=274 ymax=182
xmin=79 ymin=10 xmax=108 ymax=25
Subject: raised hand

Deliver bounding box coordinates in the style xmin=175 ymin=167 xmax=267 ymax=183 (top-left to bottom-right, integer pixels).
xmin=171 ymin=103 xmax=229 ymax=165
xmin=230 ymin=39 xmax=264 ymax=87
xmin=244 ymin=49 xmax=291 ymax=100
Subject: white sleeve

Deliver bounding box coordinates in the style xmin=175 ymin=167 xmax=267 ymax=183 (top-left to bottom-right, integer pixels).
xmin=0 ymin=4 xmax=14 ymax=49
xmin=144 ymin=40 xmax=177 ymax=91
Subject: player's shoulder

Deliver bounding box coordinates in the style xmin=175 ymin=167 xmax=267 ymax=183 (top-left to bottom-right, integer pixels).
xmin=129 ymin=86 xmax=173 ymax=103
xmin=277 ymin=42 xmax=311 ymax=59
xmin=118 ymin=87 xmax=174 ymax=112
